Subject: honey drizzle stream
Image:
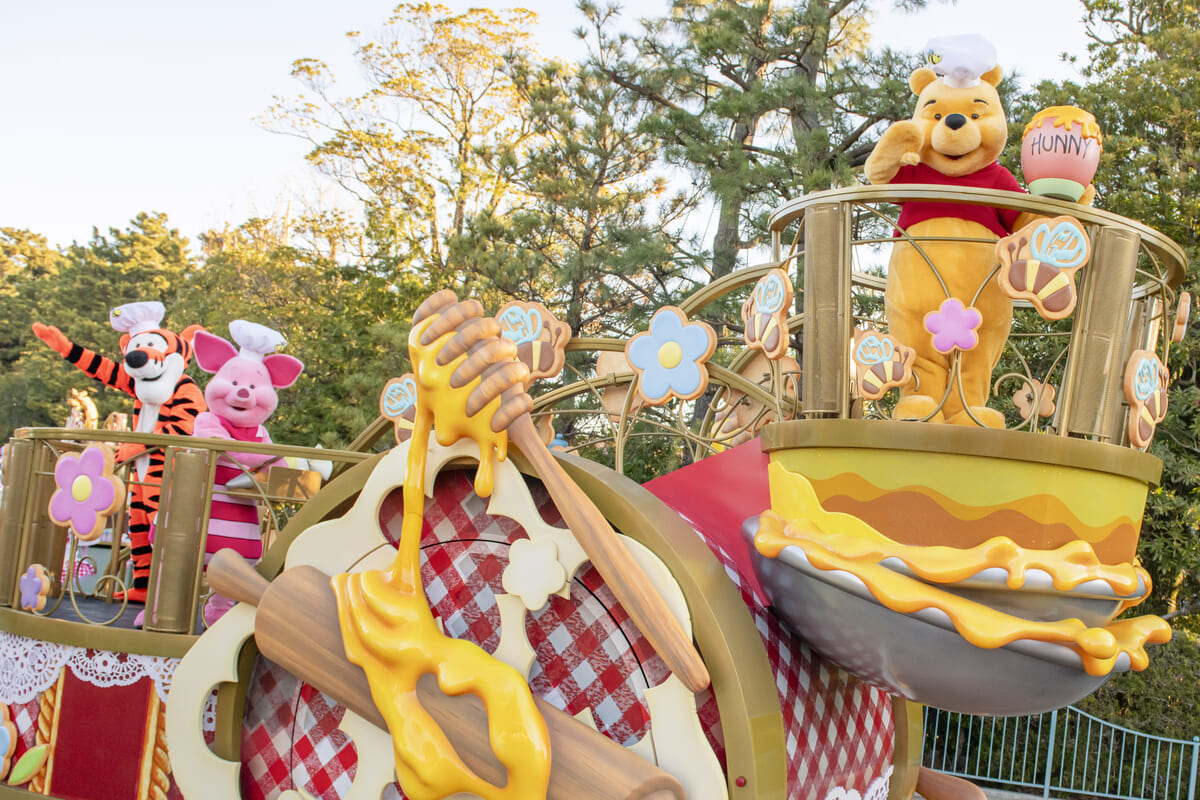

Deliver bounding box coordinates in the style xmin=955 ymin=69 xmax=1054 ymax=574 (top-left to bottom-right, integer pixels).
xmin=756 ymin=464 xmax=1170 ymax=677
xmin=331 ymin=314 xmax=551 ymax=800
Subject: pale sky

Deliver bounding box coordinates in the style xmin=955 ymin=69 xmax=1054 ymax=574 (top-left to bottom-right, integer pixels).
xmin=0 ymin=0 xmax=1092 ymax=250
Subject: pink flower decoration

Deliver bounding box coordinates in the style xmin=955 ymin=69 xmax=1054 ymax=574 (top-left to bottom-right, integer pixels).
xmin=1013 ymin=379 xmax=1057 ymax=420
xmin=18 ymin=565 xmax=50 ymax=612
xmin=923 ymin=298 xmax=983 ymax=354
xmin=48 ymin=445 xmax=124 ymax=542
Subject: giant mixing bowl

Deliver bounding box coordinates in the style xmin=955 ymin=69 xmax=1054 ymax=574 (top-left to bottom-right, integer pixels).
xmin=744 ymin=517 xmax=1151 ymax=716
xmin=750 ymin=419 xmax=1164 ymax=716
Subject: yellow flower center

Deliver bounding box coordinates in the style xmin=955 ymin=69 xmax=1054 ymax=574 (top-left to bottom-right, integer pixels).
xmin=71 ymin=475 xmax=93 ymax=502
xmin=657 ymin=341 xmax=683 ymax=369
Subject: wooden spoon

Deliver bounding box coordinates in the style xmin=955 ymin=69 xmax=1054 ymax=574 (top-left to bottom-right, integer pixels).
xmin=415 ymin=292 xmax=710 ymax=692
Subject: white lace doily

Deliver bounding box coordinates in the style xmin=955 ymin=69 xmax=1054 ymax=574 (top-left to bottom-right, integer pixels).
xmin=0 ymin=632 xmax=179 ymax=704
xmin=824 ymin=766 xmax=893 ymax=800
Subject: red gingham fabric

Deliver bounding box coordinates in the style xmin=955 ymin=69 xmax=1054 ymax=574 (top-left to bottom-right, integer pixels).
xmin=7 ymin=698 xmax=41 ymax=753
xmin=238 ymin=467 xmax=893 ymax=799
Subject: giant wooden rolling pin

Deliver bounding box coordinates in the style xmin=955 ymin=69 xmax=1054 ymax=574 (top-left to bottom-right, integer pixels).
xmin=207 ymin=549 xmax=686 ymax=800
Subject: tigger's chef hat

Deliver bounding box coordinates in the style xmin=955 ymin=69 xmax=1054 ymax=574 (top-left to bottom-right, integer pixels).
xmin=229 ymin=320 xmax=288 ymax=363
xmin=109 ymin=301 xmax=166 ymax=335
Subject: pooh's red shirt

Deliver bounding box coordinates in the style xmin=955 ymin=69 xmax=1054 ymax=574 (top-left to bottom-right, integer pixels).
xmin=890 ymin=161 xmax=1026 ymax=238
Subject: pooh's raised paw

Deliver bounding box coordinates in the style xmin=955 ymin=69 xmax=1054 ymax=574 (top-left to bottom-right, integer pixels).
xmin=866 ymin=120 xmax=925 ymax=184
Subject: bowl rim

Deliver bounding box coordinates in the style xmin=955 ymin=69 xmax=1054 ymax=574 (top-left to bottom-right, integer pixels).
xmin=768 ymin=539 xmax=1133 ymax=675
xmin=761 ymin=419 xmax=1163 ymax=487
xmin=877 ymin=557 xmax=1149 ymax=601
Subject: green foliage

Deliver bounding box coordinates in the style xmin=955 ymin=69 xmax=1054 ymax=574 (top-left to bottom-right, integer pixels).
xmin=265 ymin=3 xmax=540 ymax=292
xmin=175 ymin=216 xmax=424 ymax=448
xmin=1078 ymin=629 xmax=1200 ymax=739
xmin=1000 ymin=0 xmax=1200 ymax=734
xmin=581 ymin=0 xmax=927 ymax=280
xmin=1026 ymin=0 xmax=1200 ymax=623
xmin=0 ymin=214 xmax=194 ymax=441
xmin=466 ymin=41 xmax=703 ymax=337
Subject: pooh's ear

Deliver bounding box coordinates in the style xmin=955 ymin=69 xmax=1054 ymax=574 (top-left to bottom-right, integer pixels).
xmin=981 ymin=65 xmax=1003 ymax=86
xmin=910 ymin=67 xmax=937 ymax=95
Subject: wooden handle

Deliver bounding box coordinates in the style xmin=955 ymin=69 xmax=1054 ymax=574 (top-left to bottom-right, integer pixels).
xmin=915 ymin=767 xmax=986 ymax=800
xmin=508 ymin=414 xmax=710 ymax=692
xmin=207 ymin=548 xmax=270 ymax=607
xmin=218 ymin=560 xmax=686 ymax=800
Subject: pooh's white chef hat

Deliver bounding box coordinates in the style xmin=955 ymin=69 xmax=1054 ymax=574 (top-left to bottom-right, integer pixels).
xmin=926 ymin=34 xmax=998 ymax=89
xmin=110 ymin=301 xmax=166 ymax=335
xmin=229 ymin=320 xmax=288 ymax=363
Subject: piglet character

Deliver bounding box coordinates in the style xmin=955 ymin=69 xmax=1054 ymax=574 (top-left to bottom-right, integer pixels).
xmin=192 ymin=321 xmax=303 ymax=623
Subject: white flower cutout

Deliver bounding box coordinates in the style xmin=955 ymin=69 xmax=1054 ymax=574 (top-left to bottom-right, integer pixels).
xmin=502 ymin=537 xmax=568 ymax=611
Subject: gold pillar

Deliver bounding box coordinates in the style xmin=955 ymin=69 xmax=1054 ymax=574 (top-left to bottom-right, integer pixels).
xmin=144 ymin=447 xmax=210 ymax=634
xmin=0 ymin=438 xmax=35 ymax=607
xmin=802 ymin=204 xmax=852 ymax=418
xmin=1061 ymin=226 xmax=1141 ymax=441
xmin=888 ymin=698 xmax=924 ymax=800
xmin=16 ymin=442 xmax=69 ymax=600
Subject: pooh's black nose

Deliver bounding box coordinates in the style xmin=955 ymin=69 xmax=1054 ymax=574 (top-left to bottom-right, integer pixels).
xmin=125 ymin=350 xmax=149 ymax=369
xmin=944 ymin=113 xmax=967 ymax=130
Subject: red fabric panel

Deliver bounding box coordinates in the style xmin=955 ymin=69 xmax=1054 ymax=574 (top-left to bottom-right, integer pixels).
xmin=641 ymin=438 xmax=771 ymax=604
xmin=49 ymin=672 xmax=153 ymax=800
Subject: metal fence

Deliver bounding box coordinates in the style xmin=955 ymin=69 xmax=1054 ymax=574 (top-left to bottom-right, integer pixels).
xmin=924 ymin=705 xmax=1200 ymax=800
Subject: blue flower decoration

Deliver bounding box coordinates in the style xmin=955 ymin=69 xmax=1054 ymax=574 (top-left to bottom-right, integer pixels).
xmin=626 ymin=307 xmax=717 ymax=406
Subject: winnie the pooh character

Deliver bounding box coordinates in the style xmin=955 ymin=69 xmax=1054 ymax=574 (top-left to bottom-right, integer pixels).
xmin=865 ymin=36 xmax=1085 ymax=427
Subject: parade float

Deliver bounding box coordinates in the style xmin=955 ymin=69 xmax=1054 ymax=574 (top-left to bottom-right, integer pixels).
xmin=0 ymin=38 xmax=1189 ymax=800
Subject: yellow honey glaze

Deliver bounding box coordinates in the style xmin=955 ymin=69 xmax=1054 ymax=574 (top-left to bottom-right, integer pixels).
xmin=756 ymin=463 xmax=1171 ymax=677
xmin=332 ymin=311 xmax=551 ymax=800
xmin=1023 ymin=105 xmax=1103 ymax=143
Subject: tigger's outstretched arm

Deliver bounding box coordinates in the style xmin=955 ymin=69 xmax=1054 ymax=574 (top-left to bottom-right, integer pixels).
xmin=31 ymin=322 xmax=135 ymax=397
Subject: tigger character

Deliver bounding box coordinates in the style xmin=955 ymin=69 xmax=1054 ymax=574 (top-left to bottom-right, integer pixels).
xmin=32 ymin=301 xmax=206 ymax=603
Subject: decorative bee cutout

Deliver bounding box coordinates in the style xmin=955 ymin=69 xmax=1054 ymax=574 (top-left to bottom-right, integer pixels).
xmin=1123 ymin=350 xmax=1169 ymax=449
xmin=742 ymin=268 xmax=794 ymax=360
xmin=380 ymin=374 xmax=418 ymax=444
xmin=853 ymin=329 xmax=916 ymax=401
xmin=595 ymin=350 xmax=643 ymax=423
xmin=1174 ymin=292 xmax=1191 ymax=344
xmin=996 ymin=216 xmax=1091 ymax=320
xmin=496 ymin=301 xmax=571 ymax=386
xmin=709 ymin=351 xmax=800 ymax=448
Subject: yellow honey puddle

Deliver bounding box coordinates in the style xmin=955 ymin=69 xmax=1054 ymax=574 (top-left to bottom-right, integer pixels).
xmin=332 ymin=311 xmax=550 ymax=800
xmin=1023 ymin=105 xmax=1103 ymax=142
xmin=756 ymin=463 xmax=1171 ymax=677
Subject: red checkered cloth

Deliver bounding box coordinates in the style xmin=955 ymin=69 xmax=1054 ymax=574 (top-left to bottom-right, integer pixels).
xmin=7 ymin=698 xmax=41 ymax=752
xmin=645 ymin=440 xmax=895 ymax=798
xmin=239 ymin=464 xmax=892 ymax=800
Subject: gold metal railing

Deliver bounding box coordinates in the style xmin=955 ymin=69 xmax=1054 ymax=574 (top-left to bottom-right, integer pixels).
xmin=767 ymin=185 xmax=1187 ymax=442
xmin=0 ymin=428 xmax=370 ymax=639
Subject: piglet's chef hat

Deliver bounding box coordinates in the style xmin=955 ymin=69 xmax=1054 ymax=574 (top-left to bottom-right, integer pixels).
xmin=110 ymin=301 xmax=166 ymax=335
xmin=926 ymin=34 xmax=998 ymax=89
xmin=229 ymin=320 xmax=288 ymax=363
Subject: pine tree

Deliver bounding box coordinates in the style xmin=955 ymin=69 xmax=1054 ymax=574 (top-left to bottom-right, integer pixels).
xmin=581 ymin=0 xmax=924 ymax=280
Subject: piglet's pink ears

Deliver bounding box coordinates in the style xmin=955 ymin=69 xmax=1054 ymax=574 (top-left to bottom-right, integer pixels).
xmin=264 ymin=354 xmax=304 ymax=388
xmin=193 ymin=330 xmax=238 ymax=374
